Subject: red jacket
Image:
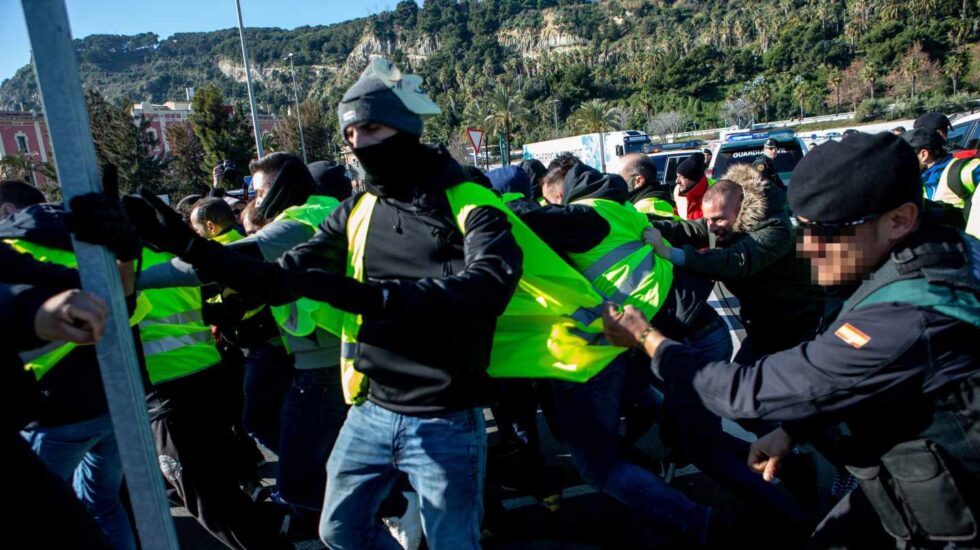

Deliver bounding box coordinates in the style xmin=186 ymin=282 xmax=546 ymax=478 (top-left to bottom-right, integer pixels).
xmin=682 ymin=176 xmax=709 ymax=220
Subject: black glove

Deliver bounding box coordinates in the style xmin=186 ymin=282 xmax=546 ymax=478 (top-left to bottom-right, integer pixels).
xmin=122 ymin=189 xmax=202 ymax=256
xmin=66 ymin=165 xmax=141 ymax=261
xmin=287 ymin=269 xmax=387 ymax=315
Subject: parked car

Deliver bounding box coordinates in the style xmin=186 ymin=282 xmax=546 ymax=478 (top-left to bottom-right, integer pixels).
xmin=708 ymin=129 xmax=807 ymax=184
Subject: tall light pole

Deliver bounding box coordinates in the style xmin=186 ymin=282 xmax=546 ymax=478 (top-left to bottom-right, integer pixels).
xmin=235 ymin=0 xmax=263 ymax=158
xmin=552 ymin=98 xmax=560 ymax=133
xmin=284 ymin=53 xmax=307 ymax=163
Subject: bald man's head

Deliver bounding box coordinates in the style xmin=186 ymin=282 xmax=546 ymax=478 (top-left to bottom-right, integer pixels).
xmin=618 ymin=154 xmax=659 ymax=192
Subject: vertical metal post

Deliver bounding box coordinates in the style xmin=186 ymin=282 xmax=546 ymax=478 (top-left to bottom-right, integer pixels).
xmin=552 ymin=98 xmax=559 ymax=133
xmin=20 ymin=1 xmax=179 ymax=549
xmin=286 ymin=53 xmax=308 ymax=163
xmin=235 ymin=0 xmax=264 ymax=158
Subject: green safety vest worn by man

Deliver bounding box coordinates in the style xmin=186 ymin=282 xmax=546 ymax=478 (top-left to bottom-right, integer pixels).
xmin=338 ymin=183 xmax=625 ymax=403
xmin=6 ymin=238 xmax=151 ymax=380
xmin=566 ymin=198 xmax=674 ymax=322
xmin=139 ymin=248 xmax=222 ymax=385
xmin=933 ymin=156 xmax=979 ymax=238
xmin=268 ymin=195 xmax=344 ymax=336
xmin=633 ymin=196 xmax=680 ymax=220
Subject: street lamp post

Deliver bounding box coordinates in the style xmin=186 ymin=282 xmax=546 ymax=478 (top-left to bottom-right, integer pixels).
xmin=284 ymin=53 xmax=307 ymax=163
xmin=552 ymin=98 xmax=560 ymax=133
xmin=234 ymin=0 xmax=263 ymax=158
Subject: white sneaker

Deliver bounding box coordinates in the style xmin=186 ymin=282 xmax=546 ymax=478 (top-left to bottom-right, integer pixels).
xmin=381 ymin=491 xmax=423 ymax=550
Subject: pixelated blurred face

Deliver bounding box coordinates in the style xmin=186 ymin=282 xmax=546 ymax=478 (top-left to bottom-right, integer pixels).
xmin=763 ymin=146 xmax=777 ymax=159
xmin=703 ymin=197 xmax=740 ymax=239
xmin=797 ymin=217 xmax=887 ymax=286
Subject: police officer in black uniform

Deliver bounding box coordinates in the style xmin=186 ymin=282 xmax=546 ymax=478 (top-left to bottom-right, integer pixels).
xmin=604 ymin=132 xmax=980 ymax=548
xmin=753 ymin=138 xmax=786 ymax=190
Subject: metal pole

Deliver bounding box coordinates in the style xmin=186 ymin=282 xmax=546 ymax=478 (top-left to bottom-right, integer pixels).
xmin=552 ymin=99 xmax=559 ymax=132
xmin=286 ymin=53 xmax=307 ymax=163
xmin=20 ymin=2 xmax=179 ymax=549
xmin=235 ymin=0 xmax=264 ymax=158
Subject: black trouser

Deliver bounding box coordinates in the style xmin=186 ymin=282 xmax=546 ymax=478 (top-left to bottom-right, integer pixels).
xmin=11 ymin=433 xmax=111 ymax=548
xmin=152 ymin=369 xmax=288 ymax=550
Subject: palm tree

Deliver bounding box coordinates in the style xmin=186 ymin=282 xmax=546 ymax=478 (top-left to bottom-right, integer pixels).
xmin=482 ymin=86 xmax=529 ymax=166
xmin=826 ymin=67 xmax=844 ymax=114
xmin=793 ymin=83 xmax=811 ymax=120
xmin=944 ymin=55 xmax=966 ymax=95
xmin=861 ymin=61 xmax=881 ymax=100
xmin=569 ymin=99 xmax=623 ymax=172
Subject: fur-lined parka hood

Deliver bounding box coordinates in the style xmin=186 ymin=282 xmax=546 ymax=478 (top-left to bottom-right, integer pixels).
xmin=720 ymin=163 xmax=770 ymax=233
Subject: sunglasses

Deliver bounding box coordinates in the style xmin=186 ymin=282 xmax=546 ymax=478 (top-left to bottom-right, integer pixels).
xmin=794 ymin=214 xmax=879 ymax=238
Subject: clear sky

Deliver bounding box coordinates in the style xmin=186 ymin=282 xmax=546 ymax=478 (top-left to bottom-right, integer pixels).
xmin=1 ymin=0 xmax=401 ymax=82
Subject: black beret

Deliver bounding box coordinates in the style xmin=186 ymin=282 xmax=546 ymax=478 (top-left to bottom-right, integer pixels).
xmin=763 ymin=138 xmax=778 ymax=148
xmin=903 ymin=128 xmax=945 ymax=152
xmin=913 ymin=112 xmax=951 ymax=133
xmin=788 ymin=132 xmax=922 ymax=223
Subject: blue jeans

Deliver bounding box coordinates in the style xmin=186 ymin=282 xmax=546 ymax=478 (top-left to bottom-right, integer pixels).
xmin=22 ymin=413 xmax=137 ymax=550
xmin=552 ymin=356 xmax=712 ymax=543
xmin=319 ymin=402 xmax=486 ymax=550
xmin=242 ymin=342 xmax=293 ymax=453
xmin=278 ymin=367 xmax=347 ymax=513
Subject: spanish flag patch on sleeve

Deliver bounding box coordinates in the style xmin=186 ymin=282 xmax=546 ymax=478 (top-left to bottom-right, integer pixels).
xmin=834 ymin=323 xmax=871 ymax=349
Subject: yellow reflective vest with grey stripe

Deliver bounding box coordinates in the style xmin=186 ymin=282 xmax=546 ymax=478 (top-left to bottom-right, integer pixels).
xmin=139 ymin=248 xmax=222 ymax=384
xmin=268 ymin=196 xmax=344 ymax=336
xmin=339 ymin=182 xmax=625 ymax=404
xmin=565 ymin=198 xmax=674 ymax=322
xmin=632 ymin=197 xmax=680 ymax=220
xmin=934 ymin=157 xmax=979 ymax=208
xmin=5 ymin=238 xmax=151 ymax=380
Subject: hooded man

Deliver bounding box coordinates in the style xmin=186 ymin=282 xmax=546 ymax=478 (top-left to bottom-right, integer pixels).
xmin=75 ymin=57 xmax=523 ymax=549
xmin=645 ymin=163 xmax=825 ymax=361
xmin=674 ymin=153 xmax=709 ymax=220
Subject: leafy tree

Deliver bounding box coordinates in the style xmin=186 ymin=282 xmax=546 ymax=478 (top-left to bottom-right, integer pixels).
xmin=165 ymin=120 xmax=208 ymax=194
xmin=189 ymin=84 xmax=255 ymax=187
xmin=86 ymin=89 xmax=169 ymax=194
xmin=568 ymin=99 xmax=622 ymax=171
xmin=885 ymin=42 xmax=942 ymax=98
xmin=275 ymin=99 xmax=338 ymax=163
xmin=944 ymin=52 xmax=967 ymax=95
xmin=482 ymin=86 xmax=529 ymax=166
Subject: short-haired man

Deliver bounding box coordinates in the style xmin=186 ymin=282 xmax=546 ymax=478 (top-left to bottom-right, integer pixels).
xmin=604 ymin=132 xmax=980 ymax=548
xmin=0 ymin=179 xmax=45 ymax=218
xmin=189 ymin=197 xmax=240 ymax=240
xmin=619 ymin=153 xmax=678 ymax=220
xmin=645 ymin=164 xmax=824 ymax=361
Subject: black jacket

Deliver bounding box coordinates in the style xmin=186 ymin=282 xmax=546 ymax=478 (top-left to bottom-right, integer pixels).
xmin=0 ymin=205 xmax=140 ymax=428
xmin=520 ymin=163 xmax=715 ymax=339
xmin=278 ymin=145 xmax=522 ymax=414
xmin=653 ymin=165 xmax=823 ymax=351
xmin=0 ymin=283 xmax=59 ymax=435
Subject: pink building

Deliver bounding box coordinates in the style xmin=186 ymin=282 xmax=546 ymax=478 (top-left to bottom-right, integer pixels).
xmin=0 ymin=110 xmax=55 ymax=190
xmin=133 ymin=101 xmax=280 ymax=157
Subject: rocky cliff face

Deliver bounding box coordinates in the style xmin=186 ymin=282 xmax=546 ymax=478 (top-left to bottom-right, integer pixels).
xmin=497 ymin=11 xmax=585 ymax=57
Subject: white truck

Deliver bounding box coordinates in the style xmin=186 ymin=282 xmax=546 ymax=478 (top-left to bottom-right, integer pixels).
xmin=521 ymin=130 xmax=652 ymax=173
